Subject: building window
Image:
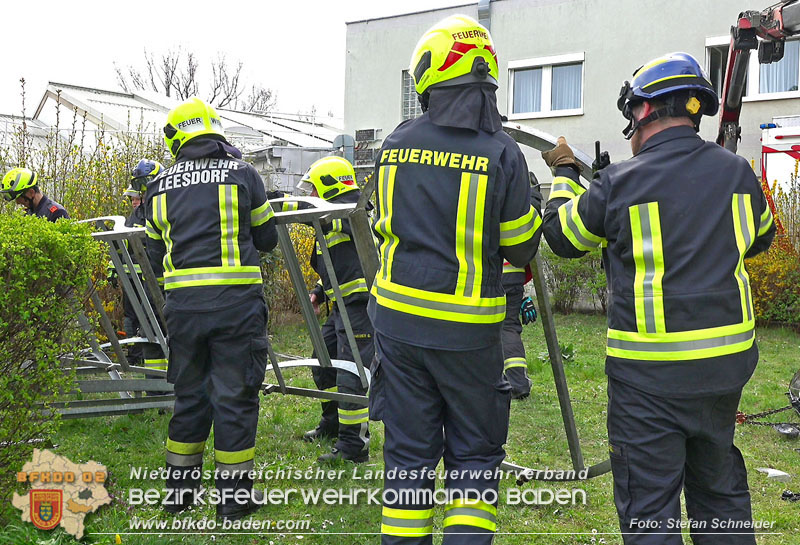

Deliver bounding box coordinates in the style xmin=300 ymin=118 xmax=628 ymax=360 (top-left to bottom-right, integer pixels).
xmin=508 ymin=53 xmax=584 ymax=119
xmin=706 ymin=36 xmax=800 ymax=101
xmin=759 ymin=39 xmax=800 ymax=93
xmin=402 ymin=70 xmax=423 ymax=121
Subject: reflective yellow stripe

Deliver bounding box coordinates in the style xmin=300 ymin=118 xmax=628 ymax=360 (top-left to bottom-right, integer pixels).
xmin=219 ymin=185 xmax=241 ymax=267
xmin=145 ymin=220 xmax=161 ymax=240
xmin=215 ymin=447 xmax=255 ymax=465
xmin=251 ymin=200 xmax=275 ymax=226
xmin=325 ymin=277 xmax=368 ymax=302
xmin=455 ymin=172 xmax=488 ymax=297
xmin=548 ymin=176 xmax=585 ymax=201
xmin=338 ymin=407 xmax=369 ymax=424
xmin=325 ymin=221 xmax=351 ymax=249
xmin=642 ymin=73 xmax=699 ymax=89
xmin=153 ymin=194 xmax=174 ymax=273
xmin=558 ymin=195 xmax=605 ymax=252
xmin=504 ymin=357 xmax=527 ymax=370
xmin=373 ymin=277 xmax=505 ymax=324
xmin=757 ymin=205 xmax=773 ymax=237
xmin=502 ymin=261 xmax=525 ymax=274
xmin=282 ymin=201 xmax=299 ymax=212
xmin=375 ymin=165 xmax=399 ymax=282
xmin=629 ymin=202 xmax=666 ymax=334
xmin=163 ymin=265 xmax=262 ymax=290
xmin=607 ymin=321 xmax=755 ymax=360
xmin=167 ymin=439 xmax=205 ymax=455
xmin=732 ymin=194 xmax=755 ymax=322
xmin=144 ymin=358 xmax=168 ymax=370
xmin=500 ymin=206 xmax=541 ymax=246
xmin=444 ymin=499 xmax=497 ymax=532
xmin=381 ymin=507 xmax=434 ymax=537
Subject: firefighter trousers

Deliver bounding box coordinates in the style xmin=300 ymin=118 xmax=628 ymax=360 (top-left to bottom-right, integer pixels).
xmin=331 ymin=302 xmax=372 ymax=455
xmin=501 ymin=284 xmax=531 ymax=398
xmin=607 ymin=378 xmax=755 ymax=545
xmin=375 ymin=333 xmax=511 ymax=545
xmin=311 ymin=312 xmax=339 ymax=434
xmin=164 ymin=297 xmax=269 ymax=494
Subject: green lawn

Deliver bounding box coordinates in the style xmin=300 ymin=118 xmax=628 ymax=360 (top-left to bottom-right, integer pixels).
xmin=3 ymin=313 xmax=799 ymax=544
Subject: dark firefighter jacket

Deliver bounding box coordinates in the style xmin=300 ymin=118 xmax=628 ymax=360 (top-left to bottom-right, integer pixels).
xmin=542 ymin=125 xmax=776 ymax=397
xmin=273 ymin=190 xmax=369 ymax=305
xmin=30 ymin=194 xmax=69 ymax=222
xmin=145 ymin=136 xmax=278 ymax=311
xmin=368 ymin=84 xmax=543 ymax=350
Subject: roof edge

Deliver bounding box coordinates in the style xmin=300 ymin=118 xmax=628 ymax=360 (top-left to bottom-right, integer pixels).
xmin=345 ymin=2 xmax=474 ymax=25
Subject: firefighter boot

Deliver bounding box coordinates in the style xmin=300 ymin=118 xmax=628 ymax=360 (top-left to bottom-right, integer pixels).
xmin=303 ymin=398 xmax=339 ymax=442
xmin=216 ymin=476 xmax=263 ymax=521
xmin=164 ymin=463 xmax=202 ymax=514
xmin=317 ymin=447 xmax=369 ymax=464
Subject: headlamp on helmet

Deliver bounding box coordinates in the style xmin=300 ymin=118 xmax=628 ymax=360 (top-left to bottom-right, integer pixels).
xmin=1 ymin=167 xmax=37 ymax=201
xmin=409 ymin=14 xmax=499 ymax=106
xmin=297 ymin=156 xmax=358 ymax=201
xmin=163 ymin=97 xmax=225 ymax=158
xmin=616 ymin=52 xmax=719 ymax=139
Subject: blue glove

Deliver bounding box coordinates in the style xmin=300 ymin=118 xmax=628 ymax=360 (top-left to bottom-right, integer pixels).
xmin=520 ymin=296 xmax=537 ymax=325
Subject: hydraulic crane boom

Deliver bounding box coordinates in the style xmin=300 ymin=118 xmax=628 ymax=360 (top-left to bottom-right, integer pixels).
xmin=717 ymin=1 xmax=800 ymax=152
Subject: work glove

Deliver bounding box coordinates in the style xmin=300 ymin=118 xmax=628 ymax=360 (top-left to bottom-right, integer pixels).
xmin=541 ymin=136 xmax=579 ymax=172
xmin=267 ymin=190 xmax=284 ymax=200
xmin=520 ymin=296 xmax=537 ymax=325
xmin=107 ymin=265 xmax=118 ymax=288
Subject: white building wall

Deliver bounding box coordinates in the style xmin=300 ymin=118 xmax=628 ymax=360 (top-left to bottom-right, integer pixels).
xmin=345 ymin=0 xmax=800 ymax=183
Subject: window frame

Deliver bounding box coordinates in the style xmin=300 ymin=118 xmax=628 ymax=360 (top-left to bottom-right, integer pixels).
xmin=705 ymin=35 xmax=800 ymax=103
xmin=507 ymin=52 xmax=585 ymax=120
xmin=401 ymin=70 xmax=423 ymax=121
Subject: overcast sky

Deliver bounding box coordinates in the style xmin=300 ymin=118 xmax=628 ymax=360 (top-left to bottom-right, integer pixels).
xmin=1 ymin=0 xmax=468 ymax=122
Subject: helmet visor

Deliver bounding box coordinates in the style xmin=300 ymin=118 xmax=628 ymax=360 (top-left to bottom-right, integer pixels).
xmin=296 ymin=179 xmax=314 ymax=195
xmin=1 ymin=190 xmax=16 ymax=202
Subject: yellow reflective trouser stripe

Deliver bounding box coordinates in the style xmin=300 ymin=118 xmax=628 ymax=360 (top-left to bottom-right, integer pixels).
xmin=629 ymin=202 xmax=666 ymax=334
xmin=375 ymin=165 xmax=399 ymax=282
xmin=499 ymin=205 xmax=542 ymax=246
xmin=145 ymin=220 xmax=161 ymax=240
xmin=548 ymin=175 xmax=586 ymax=201
xmin=144 ymin=358 xmax=168 ymax=370
xmin=558 ymin=195 xmax=605 ymax=251
xmin=163 ymin=265 xmax=263 ymax=290
xmin=455 ymin=172 xmax=488 ymax=297
xmin=758 ymin=205 xmax=774 ymax=236
xmin=219 ymin=185 xmax=241 ymax=267
xmin=166 ymin=439 xmax=205 ymax=467
xmin=338 ymin=407 xmax=369 ymax=424
xmin=444 ymin=499 xmax=497 ymax=532
xmin=733 ymin=193 xmax=755 ymax=322
xmin=251 ymin=200 xmax=275 ymax=226
xmin=153 ymin=194 xmax=175 ymax=273
xmin=325 ymin=277 xmax=368 ymax=301
xmin=215 ymin=447 xmax=255 ymax=465
xmin=503 ymin=261 xmax=525 ymax=274
xmin=167 ymin=439 xmax=206 ymax=455
xmin=607 ymin=321 xmax=755 ymax=361
xmin=373 ymin=278 xmax=505 ymax=324
xmin=381 ymin=507 xmax=434 ymax=537
xmin=504 ymin=357 xmax=527 ymax=370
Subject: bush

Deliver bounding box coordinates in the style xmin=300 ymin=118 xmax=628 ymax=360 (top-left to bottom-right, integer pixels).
xmin=539 ymin=243 xmax=606 ymax=314
xmin=263 ymin=224 xmax=320 ymax=319
xmin=0 ymin=212 xmax=105 ymax=502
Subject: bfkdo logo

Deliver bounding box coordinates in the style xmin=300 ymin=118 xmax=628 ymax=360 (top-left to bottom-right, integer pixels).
xmin=30 ymin=489 xmax=63 ymax=530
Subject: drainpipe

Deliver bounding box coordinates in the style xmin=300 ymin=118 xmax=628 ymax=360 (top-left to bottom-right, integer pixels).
xmin=478 ymin=0 xmax=492 ymax=30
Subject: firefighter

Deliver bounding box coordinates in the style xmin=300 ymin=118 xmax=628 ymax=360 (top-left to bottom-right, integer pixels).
xmin=1 ymin=167 xmax=69 ymax=221
xmin=270 ymin=156 xmax=372 ymax=463
xmin=501 ymin=260 xmax=535 ymax=399
xmin=541 ymin=52 xmax=775 ymax=545
xmin=146 ymin=97 xmax=277 ymax=520
xmin=371 ymin=15 xmax=542 ymax=544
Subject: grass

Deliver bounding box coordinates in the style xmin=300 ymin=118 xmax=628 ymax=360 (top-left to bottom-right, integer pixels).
xmin=2 ymin=313 xmax=799 ymax=544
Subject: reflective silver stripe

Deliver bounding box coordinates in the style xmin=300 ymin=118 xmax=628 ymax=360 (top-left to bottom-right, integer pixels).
xmin=638 ymin=204 xmax=657 ymax=334
xmin=499 ymin=213 xmax=538 ymax=242
xmin=325 ymin=232 xmax=351 ymax=247
xmin=550 ymin=182 xmax=580 ymax=196
xmin=382 ymin=516 xmax=434 ymax=529
xmin=444 ymin=507 xmax=497 ymax=524
xmin=165 ymin=270 xmax=262 ymax=285
xmin=735 ymin=194 xmax=753 ymax=322
xmin=563 ymin=200 xmax=596 ymax=249
xmin=607 ymin=330 xmax=754 ymax=352
xmin=504 ymin=357 xmax=527 ymax=370
xmin=463 ymin=173 xmax=479 ymax=298
xmin=166 ymin=452 xmax=203 ymax=467
xmin=375 ymin=284 xmax=502 ymax=316
xmin=223 ymin=185 xmax=236 ymax=266
xmin=216 ymin=460 xmax=254 ymax=473
xmin=378 ymin=166 xmax=397 ymax=281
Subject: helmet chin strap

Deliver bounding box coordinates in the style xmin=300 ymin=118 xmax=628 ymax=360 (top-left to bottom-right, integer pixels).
xmin=622 ymin=104 xmax=701 ymax=140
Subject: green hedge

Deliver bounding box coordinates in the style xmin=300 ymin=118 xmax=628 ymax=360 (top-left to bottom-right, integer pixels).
xmin=0 ymin=212 xmax=105 ymax=501
xmin=539 ymin=243 xmax=607 ymax=314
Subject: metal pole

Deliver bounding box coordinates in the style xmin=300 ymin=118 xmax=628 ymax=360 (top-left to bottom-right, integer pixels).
xmin=530 ymin=253 xmax=585 ymax=471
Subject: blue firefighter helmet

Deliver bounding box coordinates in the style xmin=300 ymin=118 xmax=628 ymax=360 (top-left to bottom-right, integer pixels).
xmin=131 ymin=159 xmax=164 ymax=192
xmin=617 ymin=52 xmax=719 ymax=139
